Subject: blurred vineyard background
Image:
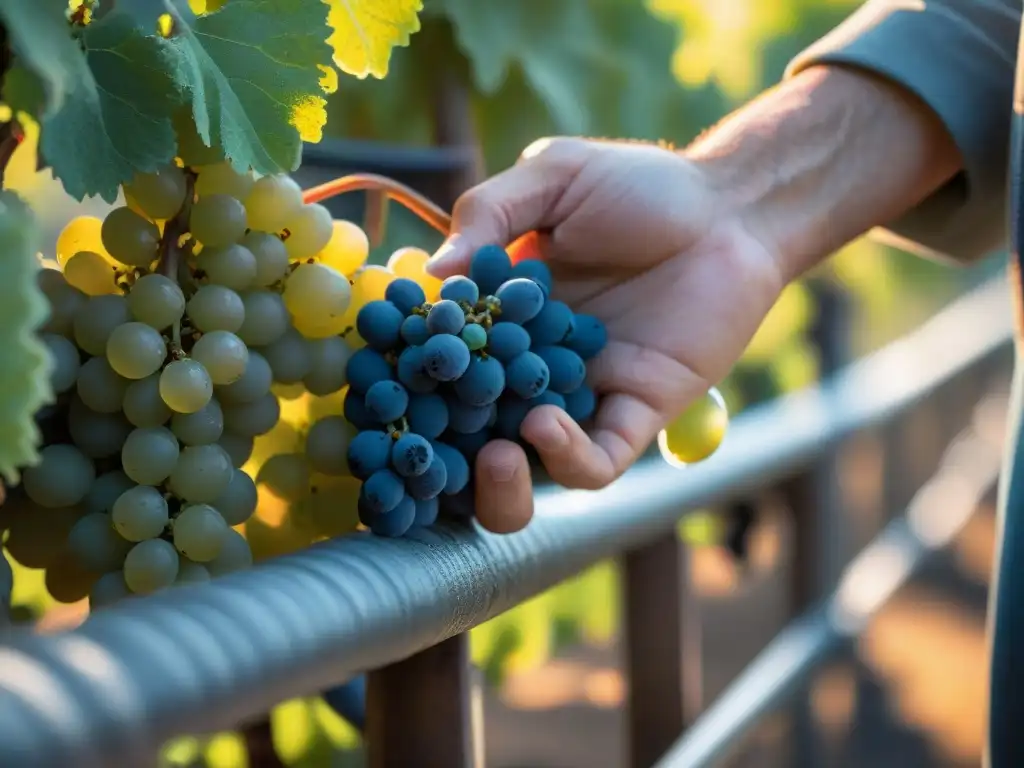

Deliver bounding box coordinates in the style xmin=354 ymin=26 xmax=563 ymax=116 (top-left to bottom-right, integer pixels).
xmin=3 ymin=0 xmax=1004 ymax=765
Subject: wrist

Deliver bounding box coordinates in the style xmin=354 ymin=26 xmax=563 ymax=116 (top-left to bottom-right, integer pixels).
xmin=684 ymin=65 xmax=962 ymax=282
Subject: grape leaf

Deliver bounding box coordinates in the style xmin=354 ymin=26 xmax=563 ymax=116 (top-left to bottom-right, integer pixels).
xmin=37 ymin=11 xmax=185 ymax=202
xmin=326 ymin=0 xmax=423 ymax=79
xmin=170 ymin=0 xmax=335 ymax=174
xmin=0 ymin=192 xmax=54 ymax=484
xmin=0 ymin=0 xmax=84 ymax=117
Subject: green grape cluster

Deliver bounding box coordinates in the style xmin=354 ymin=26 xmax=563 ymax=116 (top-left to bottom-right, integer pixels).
xmin=7 ymin=155 xmax=390 ymax=610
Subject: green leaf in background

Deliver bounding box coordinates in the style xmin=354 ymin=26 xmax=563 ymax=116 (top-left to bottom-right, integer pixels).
xmin=326 ymin=0 xmax=424 ymax=79
xmin=325 ymin=2 xmax=714 ymax=172
xmin=114 ymin=0 xmax=198 ymax=33
xmin=0 ymin=0 xmax=81 ymax=118
xmin=0 ymin=191 xmax=53 ymax=483
xmin=437 ymin=0 xmax=677 ymax=136
xmin=37 ymin=11 xmax=184 ymax=202
xmin=2 ymin=67 xmax=47 ymax=119
xmin=172 ymin=0 xmax=335 ymax=174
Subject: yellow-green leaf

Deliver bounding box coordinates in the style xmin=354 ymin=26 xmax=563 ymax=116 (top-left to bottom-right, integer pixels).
xmin=326 ymin=0 xmax=423 ymax=79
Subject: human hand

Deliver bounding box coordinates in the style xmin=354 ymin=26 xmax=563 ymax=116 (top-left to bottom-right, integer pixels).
xmin=427 ymin=137 xmax=786 ymax=533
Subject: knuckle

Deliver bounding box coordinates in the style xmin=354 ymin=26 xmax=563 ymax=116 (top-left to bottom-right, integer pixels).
xmin=520 ymin=136 xmax=589 ymax=169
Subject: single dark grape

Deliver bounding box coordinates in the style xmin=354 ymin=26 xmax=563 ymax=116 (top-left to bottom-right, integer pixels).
xmin=346 ymin=430 xmax=392 ymax=480
xmin=440 ymin=275 xmax=480 ymax=306
xmin=511 ymin=259 xmax=553 ymax=294
xmin=506 ymin=351 xmax=550 ymax=399
xmin=446 ymin=397 xmax=495 ymax=434
xmin=369 ymin=494 xmax=417 ymax=537
xmin=452 ymin=355 xmax=506 ymax=407
xmin=534 ymin=346 xmax=586 ymax=394
xmin=345 ymin=348 xmax=394 ymax=395
xmin=412 ymin=496 xmax=440 ymax=528
xmin=443 ymin=429 xmax=491 ymax=464
xmin=524 ymin=300 xmax=573 ymax=346
xmin=401 ymin=314 xmax=430 ymax=346
xmin=405 ymin=454 xmax=448 ymax=500
xmin=430 ymin=441 xmax=470 ymax=496
xmin=564 ymin=313 xmax=608 ymax=360
xmin=494 ymin=278 xmax=545 ymax=324
xmin=397 ymin=346 xmax=438 ymax=394
xmin=344 ymin=389 xmax=379 ymax=431
xmin=469 ymin=244 xmax=512 ymax=296
xmin=391 ymin=433 xmax=434 ymax=478
xmin=406 ymin=392 xmax=449 ymax=439
xmin=426 ymin=299 xmax=466 ymax=336
xmin=360 ymin=469 xmax=405 ymax=514
xmin=385 ymin=278 xmax=426 ymax=316
xmin=486 ymin=323 xmax=530 ymax=363
xmin=423 ymin=334 xmax=471 ymax=381
xmin=356 ymin=300 xmax=405 ymax=352
xmin=564 ymin=386 xmax=596 ymax=422
xmin=365 ymin=380 xmax=409 ymax=424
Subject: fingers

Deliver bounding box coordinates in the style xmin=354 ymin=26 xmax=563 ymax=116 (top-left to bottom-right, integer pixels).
xmin=519 ymin=397 xmax=664 ymax=491
xmin=426 ymin=137 xmax=590 ymax=279
xmin=474 ymin=439 xmax=534 ymax=534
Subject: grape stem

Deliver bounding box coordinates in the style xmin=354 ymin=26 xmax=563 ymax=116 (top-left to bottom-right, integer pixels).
xmin=156 ymin=171 xmax=196 ymax=356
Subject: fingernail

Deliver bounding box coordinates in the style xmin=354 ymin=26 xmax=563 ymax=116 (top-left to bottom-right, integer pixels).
xmin=426 ymin=235 xmax=461 ymax=276
xmin=488 ymin=459 xmax=517 ymax=483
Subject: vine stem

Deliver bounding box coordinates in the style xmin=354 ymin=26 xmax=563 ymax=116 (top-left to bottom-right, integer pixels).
xmin=156 ymin=172 xmax=196 ymax=279
xmin=156 ymin=172 xmax=195 ymax=356
xmin=302 ymin=173 xmax=453 ymax=237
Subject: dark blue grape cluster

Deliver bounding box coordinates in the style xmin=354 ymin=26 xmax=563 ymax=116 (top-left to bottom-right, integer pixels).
xmin=344 ymin=244 xmax=608 ymax=537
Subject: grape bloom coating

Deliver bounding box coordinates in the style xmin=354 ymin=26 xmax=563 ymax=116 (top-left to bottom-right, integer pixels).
xmin=345 ymin=244 xmax=608 ymax=538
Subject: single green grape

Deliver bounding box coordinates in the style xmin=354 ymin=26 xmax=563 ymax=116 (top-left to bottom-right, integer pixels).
xmin=124 ymin=165 xmax=187 ymax=220
xmin=160 ymin=359 xmax=214 ymax=413
xmin=112 ymin=485 xmax=170 ymax=542
xmin=461 ymin=323 xmax=487 ymax=351
xmin=101 ymin=207 xmax=160 ymax=267
xmin=172 ymin=504 xmax=229 ymax=562
xmin=128 ymin=273 xmax=186 ymax=330
xmin=658 ymin=386 xmax=729 ymax=467
xmin=123 ymin=539 xmax=179 ymax=594
xmin=190 ymin=193 xmax=247 ymax=247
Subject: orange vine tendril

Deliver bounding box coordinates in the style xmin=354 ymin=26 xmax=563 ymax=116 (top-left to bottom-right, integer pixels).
xmin=302 ymin=174 xmax=453 ymax=237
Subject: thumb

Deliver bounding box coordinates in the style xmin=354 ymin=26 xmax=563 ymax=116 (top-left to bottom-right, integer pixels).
xmin=426 ymin=137 xmax=589 ymax=278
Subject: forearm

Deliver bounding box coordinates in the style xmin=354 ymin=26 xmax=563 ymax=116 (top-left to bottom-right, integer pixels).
xmin=686 ymin=65 xmax=962 ymax=281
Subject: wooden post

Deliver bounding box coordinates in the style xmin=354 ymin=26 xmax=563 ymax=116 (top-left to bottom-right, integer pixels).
xmin=366 ymin=634 xmax=482 ymax=768
xmin=782 ymin=279 xmax=851 ymax=765
xmin=622 ymin=531 xmax=702 ymax=768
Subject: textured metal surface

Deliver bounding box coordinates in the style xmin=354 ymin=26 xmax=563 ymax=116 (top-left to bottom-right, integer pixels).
xmin=0 ymin=279 xmax=1012 ymax=768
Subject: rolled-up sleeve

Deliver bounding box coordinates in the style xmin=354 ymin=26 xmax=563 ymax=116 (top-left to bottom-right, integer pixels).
xmin=787 ymin=0 xmax=1020 ymax=262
